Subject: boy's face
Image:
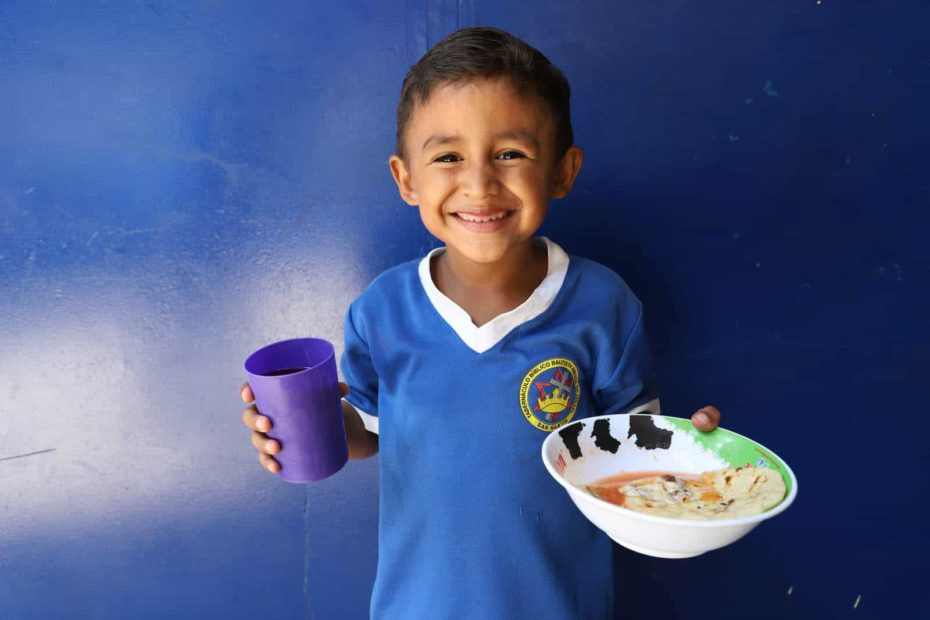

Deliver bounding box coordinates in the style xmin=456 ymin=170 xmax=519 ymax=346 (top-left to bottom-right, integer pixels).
xmin=389 ymin=77 xmax=582 ymax=267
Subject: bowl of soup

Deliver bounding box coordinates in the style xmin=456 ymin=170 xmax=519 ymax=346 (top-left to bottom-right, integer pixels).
xmin=541 ymin=413 xmax=797 ymax=558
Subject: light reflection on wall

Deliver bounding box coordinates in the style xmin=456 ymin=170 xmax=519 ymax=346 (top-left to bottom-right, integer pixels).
xmin=0 ymin=225 xmax=374 ymax=543
xmin=1 ymin=291 xmax=161 ymax=539
xmin=234 ymin=223 xmax=375 ymax=369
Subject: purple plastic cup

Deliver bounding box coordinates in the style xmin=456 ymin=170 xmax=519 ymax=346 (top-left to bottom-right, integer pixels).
xmin=244 ymin=338 xmax=348 ymax=483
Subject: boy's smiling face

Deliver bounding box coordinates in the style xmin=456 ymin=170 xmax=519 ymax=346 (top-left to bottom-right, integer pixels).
xmin=390 ymin=77 xmax=582 ymax=269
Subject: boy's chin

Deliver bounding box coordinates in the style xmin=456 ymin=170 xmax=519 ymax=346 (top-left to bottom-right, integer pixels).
xmin=444 ymin=237 xmax=540 ymax=265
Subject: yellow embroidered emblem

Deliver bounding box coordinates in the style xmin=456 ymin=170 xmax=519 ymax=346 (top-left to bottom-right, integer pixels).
xmin=519 ymin=358 xmax=580 ymax=431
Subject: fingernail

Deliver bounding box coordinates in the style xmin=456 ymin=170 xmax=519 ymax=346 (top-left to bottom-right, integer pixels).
xmin=265 ymin=441 xmax=276 ymax=453
xmin=695 ymin=412 xmax=710 ymax=426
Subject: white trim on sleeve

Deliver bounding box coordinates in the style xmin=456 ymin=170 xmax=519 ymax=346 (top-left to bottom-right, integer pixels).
xmin=351 ymin=403 xmax=379 ymax=434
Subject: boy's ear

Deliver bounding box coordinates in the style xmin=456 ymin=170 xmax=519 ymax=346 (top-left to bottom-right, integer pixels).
xmin=550 ymin=146 xmax=584 ymax=199
xmin=389 ymin=155 xmax=419 ymax=206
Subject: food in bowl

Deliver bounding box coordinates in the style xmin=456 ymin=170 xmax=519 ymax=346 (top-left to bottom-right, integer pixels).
xmin=586 ymin=466 xmax=787 ymax=520
xmin=541 ymin=413 xmax=798 ymax=558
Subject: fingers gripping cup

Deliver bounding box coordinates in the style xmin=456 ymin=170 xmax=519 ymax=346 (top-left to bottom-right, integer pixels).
xmin=244 ymin=338 xmax=348 ymax=483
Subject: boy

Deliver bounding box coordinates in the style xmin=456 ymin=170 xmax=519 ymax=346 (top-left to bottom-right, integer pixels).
xmin=242 ymin=26 xmax=721 ymax=619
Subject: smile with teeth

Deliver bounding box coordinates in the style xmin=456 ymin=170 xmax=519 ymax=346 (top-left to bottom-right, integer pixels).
xmin=452 ymin=209 xmax=515 ymax=233
xmin=456 ymin=211 xmax=510 ymax=223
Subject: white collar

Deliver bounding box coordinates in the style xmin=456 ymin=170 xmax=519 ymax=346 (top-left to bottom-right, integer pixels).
xmin=417 ymin=237 xmax=570 ymax=354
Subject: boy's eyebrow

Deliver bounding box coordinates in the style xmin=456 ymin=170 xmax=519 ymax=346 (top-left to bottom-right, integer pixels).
xmin=421 ymin=134 xmax=459 ymax=152
xmin=494 ymin=131 xmax=539 ymax=149
xmin=421 ymin=131 xmax=540 ymax=152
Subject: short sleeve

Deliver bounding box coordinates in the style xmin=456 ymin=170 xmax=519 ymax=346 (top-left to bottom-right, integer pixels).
xmin=593 ymin=305 xmax=661 ymax=416
xmin=340 ymin=301 xmax=380 ymax=433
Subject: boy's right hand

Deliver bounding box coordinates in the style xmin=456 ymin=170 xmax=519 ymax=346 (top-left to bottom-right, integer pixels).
xmin=241 ymin=382 xmax=282 ymax=474
xmin=241 ymin=381 xmax=353 ymax=474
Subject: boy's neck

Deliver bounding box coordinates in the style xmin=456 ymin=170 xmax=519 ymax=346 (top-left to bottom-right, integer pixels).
xmin=431 ymin=239 xmax=549 ymax=327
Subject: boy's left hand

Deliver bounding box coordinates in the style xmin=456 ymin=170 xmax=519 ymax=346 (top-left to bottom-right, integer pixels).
xmin=690 ymin=406 xmax=721 ymax=432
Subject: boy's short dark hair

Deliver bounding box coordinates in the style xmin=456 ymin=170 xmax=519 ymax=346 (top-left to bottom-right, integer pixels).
xmin=396 ymin=26 xmax=573 ymax=160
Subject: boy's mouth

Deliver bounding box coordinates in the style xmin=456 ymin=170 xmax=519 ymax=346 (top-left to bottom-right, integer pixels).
xmin=457 ymin=211 xmax=509 ymax=223
xmin=452 ymin=209 xmax=514 ymax=232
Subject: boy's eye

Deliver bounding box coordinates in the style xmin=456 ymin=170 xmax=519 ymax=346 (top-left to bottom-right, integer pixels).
xmin=433 ymin=153 xmax=461 ymax=163
xmin=497 ymin=150 xmax=526 ymax=160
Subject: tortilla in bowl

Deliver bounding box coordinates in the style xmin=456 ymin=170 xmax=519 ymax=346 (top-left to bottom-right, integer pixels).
xmin=587 ymin=466 xmax=787 ymax=520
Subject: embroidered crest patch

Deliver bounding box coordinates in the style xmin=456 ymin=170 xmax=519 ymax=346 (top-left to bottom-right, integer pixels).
xmin=519 ymin=358 xmax=580 ymax=431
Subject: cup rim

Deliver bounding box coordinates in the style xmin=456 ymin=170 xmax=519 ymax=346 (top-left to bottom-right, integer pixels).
xmin=243 ymin=337 xmax=336 ymax=376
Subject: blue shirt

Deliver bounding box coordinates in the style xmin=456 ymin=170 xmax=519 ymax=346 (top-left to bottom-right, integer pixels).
xmin=342 ymin=238 xmax=658 ymax=619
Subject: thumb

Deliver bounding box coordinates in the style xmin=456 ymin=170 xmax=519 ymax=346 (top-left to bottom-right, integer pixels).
xmin=338 ymin=382 xmax=350 ymax=398
xmin=691 ymin=406 xmax=721 ymax=432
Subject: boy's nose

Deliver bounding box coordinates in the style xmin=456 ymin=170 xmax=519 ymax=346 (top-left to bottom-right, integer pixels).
xmin=462 ymin=160 xmax=499 ymax=199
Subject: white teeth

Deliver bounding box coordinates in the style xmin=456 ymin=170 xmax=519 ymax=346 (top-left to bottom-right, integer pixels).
xmin=458 ymin=212 xmax=508 ymax=223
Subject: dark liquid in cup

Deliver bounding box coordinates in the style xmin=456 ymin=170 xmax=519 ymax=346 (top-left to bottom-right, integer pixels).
xmin=262 ymin=367 xmax=308 ymax=376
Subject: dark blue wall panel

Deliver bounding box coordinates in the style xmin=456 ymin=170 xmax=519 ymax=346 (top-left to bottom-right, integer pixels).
xmin=1 ymin=2 xmax=926 ymax=619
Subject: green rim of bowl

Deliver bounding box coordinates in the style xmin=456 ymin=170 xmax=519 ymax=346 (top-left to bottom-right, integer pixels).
xmin=658 ymin=416 xmax=794 ymax=496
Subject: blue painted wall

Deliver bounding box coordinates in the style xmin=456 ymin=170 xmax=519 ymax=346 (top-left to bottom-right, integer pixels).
xmin=1 ymin=2 xmax=926 ymax=618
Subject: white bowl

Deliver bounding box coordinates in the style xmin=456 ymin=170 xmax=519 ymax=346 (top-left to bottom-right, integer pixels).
xmin=541 ymin=413 xmax=798 ymax=558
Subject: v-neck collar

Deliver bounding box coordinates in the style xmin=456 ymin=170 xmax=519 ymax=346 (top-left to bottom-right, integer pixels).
xmin=417 ymin=237 xmax=570 ymax=354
